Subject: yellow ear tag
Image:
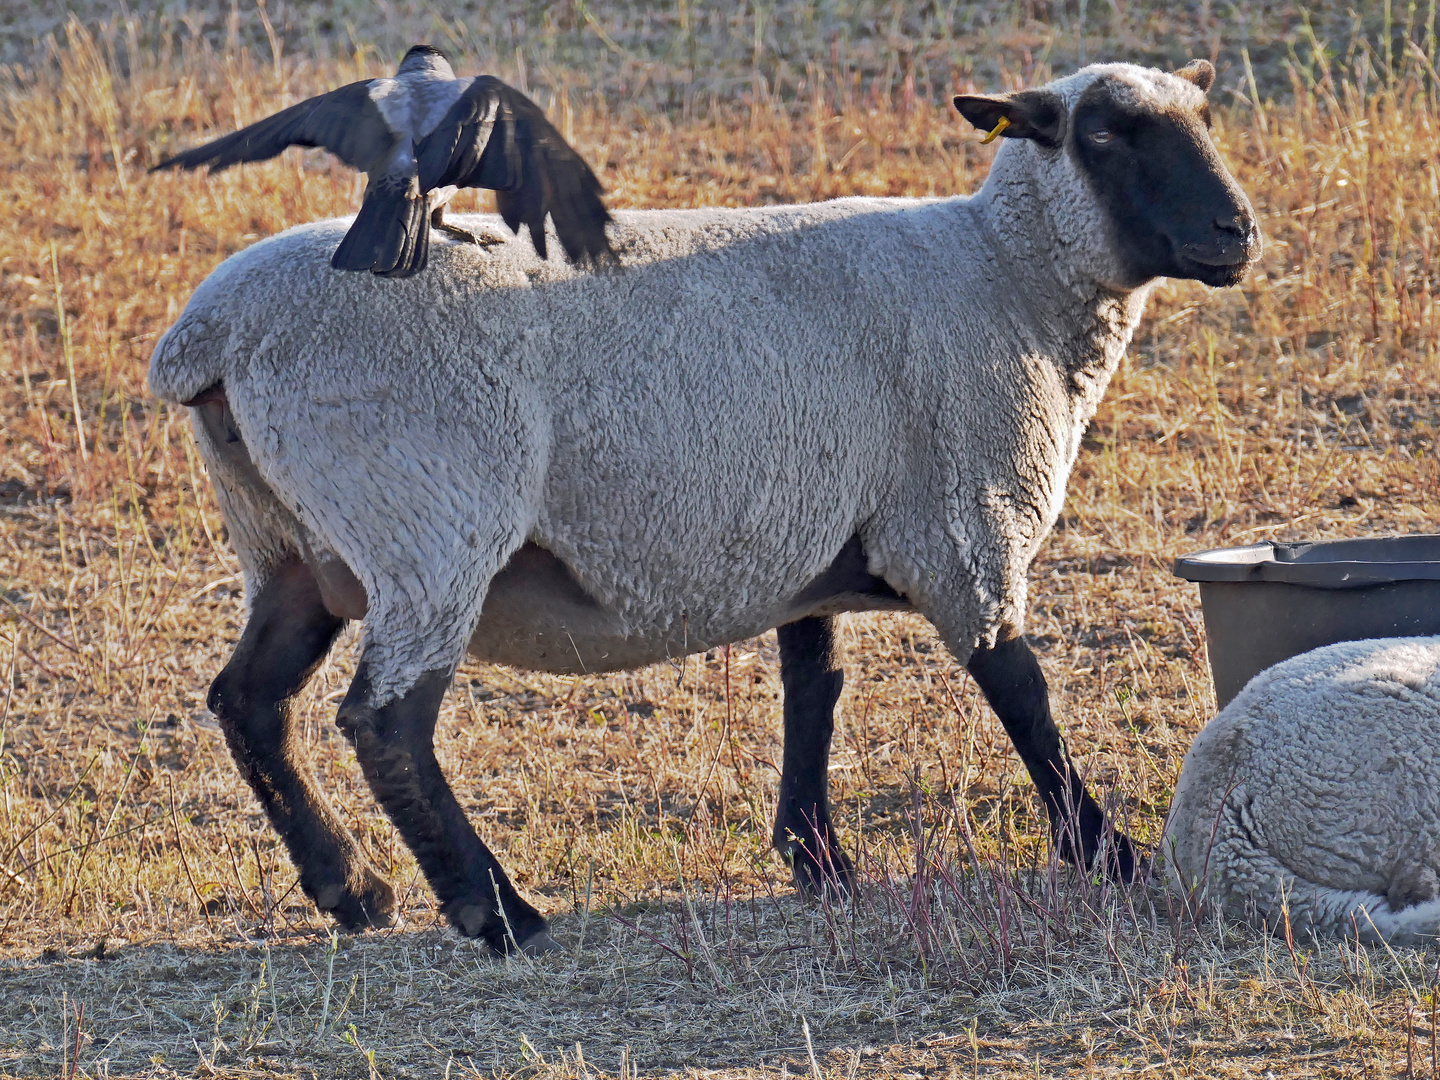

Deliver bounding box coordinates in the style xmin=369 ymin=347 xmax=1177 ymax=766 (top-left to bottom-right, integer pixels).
xmin=980 ymin=115 xmax=1011 ymax=144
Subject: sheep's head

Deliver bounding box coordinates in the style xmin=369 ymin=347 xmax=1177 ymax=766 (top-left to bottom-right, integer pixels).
xmin=955 ymin=61 xmax=1260 ymax=291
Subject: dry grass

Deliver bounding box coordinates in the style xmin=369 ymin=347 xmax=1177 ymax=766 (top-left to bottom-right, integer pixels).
xmin=0 ymin=0 xmax=1422 ymax=99
xmin=2 ymin=3 xmax=1440 ymax=1077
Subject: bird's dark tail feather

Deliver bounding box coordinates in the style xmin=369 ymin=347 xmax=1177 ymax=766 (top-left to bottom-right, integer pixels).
xmin=331 ymin=179 xmax=430 ymax=278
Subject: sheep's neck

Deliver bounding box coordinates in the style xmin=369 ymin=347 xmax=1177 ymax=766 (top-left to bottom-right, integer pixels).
xmin=968 ymin=157 xmax=1150 ymax=417
xmin=1062 ymin=286 xmax=1150 ymax=415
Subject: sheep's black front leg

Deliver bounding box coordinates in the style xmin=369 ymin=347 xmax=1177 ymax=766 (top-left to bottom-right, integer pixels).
xmin=336 ymin=662 xmax=557 ymax=955
xmin=966 ymin=634 xmax=1141 ymax=882
xmin=208 ymin=559 xmax=395 ymax=930
xmin=774 ymin=616 xmax=856 ymax=896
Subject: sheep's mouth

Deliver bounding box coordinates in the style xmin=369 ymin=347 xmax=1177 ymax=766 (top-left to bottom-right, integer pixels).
xmin=1179 ymin=242 xmax=1251 ymax=268
xmin=1177 ymin=257 xmax=1252 ymax=288
xmin=1174 ymin=236 xmax=1259 ymax=286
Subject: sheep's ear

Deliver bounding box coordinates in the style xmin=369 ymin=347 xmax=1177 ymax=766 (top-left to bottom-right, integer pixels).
xmin=1173 ymin=59 xmax=1216 ymax=93
xmin=952 ymin=90 xmax=1064 ymax=148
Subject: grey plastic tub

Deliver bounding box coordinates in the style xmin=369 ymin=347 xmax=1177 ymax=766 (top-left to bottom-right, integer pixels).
xmin=1172 ymin=535 xmax=1440 ymax=709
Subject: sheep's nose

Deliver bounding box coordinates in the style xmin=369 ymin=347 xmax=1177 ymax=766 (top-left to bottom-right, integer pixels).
xmin=1215 ymin=213 xmax=1249 ymax=237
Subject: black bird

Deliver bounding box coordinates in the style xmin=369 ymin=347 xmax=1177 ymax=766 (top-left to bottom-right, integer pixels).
xmin=151 ymin=45 xmax=612 ymax=278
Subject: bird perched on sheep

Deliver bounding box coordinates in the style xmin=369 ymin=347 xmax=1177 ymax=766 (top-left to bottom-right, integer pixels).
xmin=1162 ymin=635 xmax=1440 ymax=946
xmin=149 ymin=60 xmax=1258 ymax=954
xmin=151 ymin=44 xmax=611 ymax=277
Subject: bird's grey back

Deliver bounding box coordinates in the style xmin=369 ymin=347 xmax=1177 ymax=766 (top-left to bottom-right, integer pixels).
xmin=370 ymin=52 xmax=470 ymax=143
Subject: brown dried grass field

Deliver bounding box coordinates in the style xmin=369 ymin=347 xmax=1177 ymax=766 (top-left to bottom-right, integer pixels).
xmin=2 ymin=3 xmax=1440 ymax=1077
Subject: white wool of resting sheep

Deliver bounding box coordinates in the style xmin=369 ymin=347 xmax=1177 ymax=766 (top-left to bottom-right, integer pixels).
xmin=148 ymin=63 xmax=1212 ymax=705
xmin=1162 ymin=636 xmax=1440 ymax=945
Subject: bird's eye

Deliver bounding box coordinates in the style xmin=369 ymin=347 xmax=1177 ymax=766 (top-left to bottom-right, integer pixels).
xmin=1089 ymin=129 xmax=1115 ymax=145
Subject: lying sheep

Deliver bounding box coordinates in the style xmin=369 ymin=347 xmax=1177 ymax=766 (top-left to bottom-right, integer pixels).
xmin=149 ymin=60 xmax=1258 ymax=954
xmin=1162 ymin=636 xmax=1440 ymax=945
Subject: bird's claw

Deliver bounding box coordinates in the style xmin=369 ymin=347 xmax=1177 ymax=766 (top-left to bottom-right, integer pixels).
xmin=434 ymin=222 xmax=504 ymax=247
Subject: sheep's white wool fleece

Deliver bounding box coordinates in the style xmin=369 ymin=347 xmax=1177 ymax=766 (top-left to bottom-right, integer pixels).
xmin=1162 ymin=636 xmax=1440 ymax=945
xmin=150 ymin=64 xmax=1193 ymax=704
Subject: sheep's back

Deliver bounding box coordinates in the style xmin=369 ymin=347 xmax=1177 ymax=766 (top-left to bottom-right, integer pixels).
xmin=149 ymin=198 xmax=957 ymax=404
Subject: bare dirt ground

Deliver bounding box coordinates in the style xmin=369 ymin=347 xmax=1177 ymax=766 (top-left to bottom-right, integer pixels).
xmin=1 ymin=2 xmax=1439 ymax=1077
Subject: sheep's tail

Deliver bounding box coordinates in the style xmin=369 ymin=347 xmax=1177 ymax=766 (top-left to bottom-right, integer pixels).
xmin=1347 ymin=895 xmax=1440 ymax=945
xmin=1195 ymin=818 xmax=1440 ymax=946
xmin=1264 ymin=874 xmax=1440 ymax=947
xmin=331 ymin=176 xmax=430 ymax=278
xmin=149 ymin=285 xmax=239 ymax=406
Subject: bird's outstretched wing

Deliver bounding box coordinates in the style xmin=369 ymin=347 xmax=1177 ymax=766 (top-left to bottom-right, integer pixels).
xmin=416 ymin=76 xmax=612 ymax=263
xmin=151 ymin=80 xmax=399 ymax=175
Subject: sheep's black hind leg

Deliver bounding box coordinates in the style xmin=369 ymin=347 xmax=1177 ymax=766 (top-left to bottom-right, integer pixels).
xmin=966 ymin=634 xmax=1141 ymax=882
xmin=336 ymin=661 xmax=556 ymax=956
xmin=208 ymin=560 xmax=395 ymax=929
xmin=774 ymin=616 xmax=856 ymax=897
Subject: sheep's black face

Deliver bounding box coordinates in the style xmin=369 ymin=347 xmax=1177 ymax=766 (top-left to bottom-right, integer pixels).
xmin=1070 ymin=75 xmax=1260 ymax=289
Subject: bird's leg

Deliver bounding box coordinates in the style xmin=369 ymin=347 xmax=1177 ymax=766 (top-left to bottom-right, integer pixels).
xmin=430 ymin=205 xmax=503 ymax=247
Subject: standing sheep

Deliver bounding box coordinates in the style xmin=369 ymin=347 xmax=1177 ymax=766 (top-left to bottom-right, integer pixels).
xmin=149 ymin=60 xmax=1258 ymax=954
xmin=1162 ymin=636 xmax=1440 ymax=945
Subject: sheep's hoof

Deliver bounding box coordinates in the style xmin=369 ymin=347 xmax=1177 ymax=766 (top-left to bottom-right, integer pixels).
xmin=449 ymin=903 xmax=559 ymax=957
xmin=1053 ymin=812 xmax=1147 ymax=885
xmin=785 ymin=840 xmax=857 ymax=901
xmin=313 ymin=869 xmax=395 ymax=931
xmin=517 ymin=930 xmax=563 ymax=957
xmin=451 ymin=903 xmax=494 ymax=939
xmin=1089 ymin=832 xmax=1147 ymax=885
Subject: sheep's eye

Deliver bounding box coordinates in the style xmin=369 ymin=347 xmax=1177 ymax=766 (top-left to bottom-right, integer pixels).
xmin=1089 ymin=129 xmax=1115 ymax=145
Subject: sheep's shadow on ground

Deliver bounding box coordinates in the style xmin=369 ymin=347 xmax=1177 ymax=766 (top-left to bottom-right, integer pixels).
xmin=0 ymin=896 xmax=991 ymax=1078
xmin=1 ymin=877 xmax=1428 ymax=1077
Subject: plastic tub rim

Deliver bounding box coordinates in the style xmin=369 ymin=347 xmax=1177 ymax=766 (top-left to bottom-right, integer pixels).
xmin=1172 ymin=534 xmax=1440 ymax=588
